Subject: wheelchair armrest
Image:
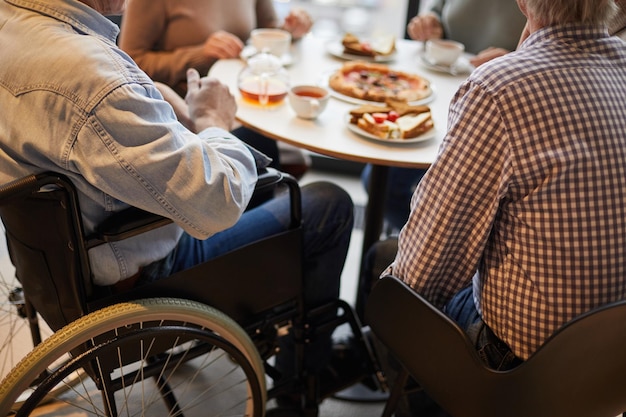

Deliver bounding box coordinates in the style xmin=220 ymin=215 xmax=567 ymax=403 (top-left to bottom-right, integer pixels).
xmin=89 ymin=207 xmax=173 ymax=247
xmin=88 ymin=168 xmax=301 ymax=248
xmin=255 ymin=167 xmax=284 ymax=191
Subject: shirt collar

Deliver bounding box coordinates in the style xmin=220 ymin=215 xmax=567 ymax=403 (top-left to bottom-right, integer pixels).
xmin=5 ymin=0 xmax=119 ymax=44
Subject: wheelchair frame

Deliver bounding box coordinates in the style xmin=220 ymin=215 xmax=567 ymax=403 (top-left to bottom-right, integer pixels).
xmin=0 ymin=169 xmax=385 ymax=417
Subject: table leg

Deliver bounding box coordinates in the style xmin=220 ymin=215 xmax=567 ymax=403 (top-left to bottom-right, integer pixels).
xmin=356 ymin=164 xmax=389 ymax=321
xmin=335 ymin=164 xmax=390 ymax=403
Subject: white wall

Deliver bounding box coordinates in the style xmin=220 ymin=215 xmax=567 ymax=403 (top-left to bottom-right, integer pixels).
xmin=274 ymin=0 xmax=409 ymax=39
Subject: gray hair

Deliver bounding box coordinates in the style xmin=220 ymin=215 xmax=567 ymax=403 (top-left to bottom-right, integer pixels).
xmin=524 ymin=0 xmax=619 ymax=26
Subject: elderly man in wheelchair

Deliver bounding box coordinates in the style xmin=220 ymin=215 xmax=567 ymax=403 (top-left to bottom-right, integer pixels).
xmin=0 ymin=0 xmax=385 ymax=415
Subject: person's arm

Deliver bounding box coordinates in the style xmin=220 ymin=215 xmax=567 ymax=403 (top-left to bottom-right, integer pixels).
xmin=385 ymin=81 xmax=512 ymax=308
xmin=282 ymin=8 xmax=313 ymax=39
xmin=428 ymin=0 xmax=445 ymax=19
xmin=154 ymin=81 xmax=194 ymax=131
xmin=407 ymin=12 xmax=444 ymax=41
xmin=119 ymin=0 xmax=211 ymax=89
xmin=469 ymin=47 xmax=510 ymax=67
xmin=73 ymin=77 xmax=257 ymax=239
xmin=255 ymin=0 xmax=312 ymax=39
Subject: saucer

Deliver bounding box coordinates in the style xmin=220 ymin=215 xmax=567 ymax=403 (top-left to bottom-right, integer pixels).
xmin=419 ymin=55 xmax=474 ymax=76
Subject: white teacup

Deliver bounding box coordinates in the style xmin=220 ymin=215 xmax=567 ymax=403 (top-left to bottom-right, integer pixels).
xmin=288 ymin=85 xmax=330 ymax=119
xmin=250 ymin=28 xmax=292 ymax=58
xmin=425 ymin=39 xmax=464 ymax=67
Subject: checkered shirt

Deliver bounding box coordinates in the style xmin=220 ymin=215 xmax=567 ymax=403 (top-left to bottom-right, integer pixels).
xmin=385 ymin=24 xmax=626 ymax=360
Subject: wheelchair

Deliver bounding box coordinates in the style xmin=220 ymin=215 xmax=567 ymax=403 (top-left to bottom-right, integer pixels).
xmin=0 ymin=169 xmax=386 ymax=417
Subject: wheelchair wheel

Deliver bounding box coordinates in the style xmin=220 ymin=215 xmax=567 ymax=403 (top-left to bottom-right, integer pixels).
xmin=0 ymin=269 xmax=82 ymax=409
xmin=0 ymin=298 xmax=266 ymax=416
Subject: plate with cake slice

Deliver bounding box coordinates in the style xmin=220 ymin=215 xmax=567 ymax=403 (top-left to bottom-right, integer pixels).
xmin=345 ymin=99 xmax=436 ymax=144
xmin=326 ymin=33 xmax=397 ymax=63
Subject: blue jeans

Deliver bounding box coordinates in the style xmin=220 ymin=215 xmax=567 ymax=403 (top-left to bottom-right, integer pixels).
xmin=140 ymin=181 xmax=354 ymax=374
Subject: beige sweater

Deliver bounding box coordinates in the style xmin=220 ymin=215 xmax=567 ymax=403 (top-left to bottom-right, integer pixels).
xmin=119 ymin=0 xmax=279 ymax=95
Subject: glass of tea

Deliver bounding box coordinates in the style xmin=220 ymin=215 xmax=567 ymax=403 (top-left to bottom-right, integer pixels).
xmin=288 ymin=85 xmax=330 ymax=119
xmin=238 ymin=51 xmax=289 ymax=108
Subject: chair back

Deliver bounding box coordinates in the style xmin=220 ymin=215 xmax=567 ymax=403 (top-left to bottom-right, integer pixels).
xmin=404 ymin=0 xmax=421 ymax=39
xmin=0 ymin=173 xmax=91 ymax=331
xmin=366 ymin=275 xmax=626 ymax=417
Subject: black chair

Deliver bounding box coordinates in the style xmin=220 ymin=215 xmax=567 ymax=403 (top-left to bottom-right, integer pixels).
xmin=404 ymin=0 xmax=421 ymax=39
xmin=366 ymin=275 xmax=626 ymax=417
xmin=0 ymin=169 xmax=384 ymax=417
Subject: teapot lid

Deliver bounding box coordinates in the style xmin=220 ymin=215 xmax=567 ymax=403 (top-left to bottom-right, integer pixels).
xmin=247 ymin=50 xmax=284 ymax=74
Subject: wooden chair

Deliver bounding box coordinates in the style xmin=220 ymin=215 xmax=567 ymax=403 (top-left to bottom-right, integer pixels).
xmin=366 ymin=275 xmax=626 ymax=417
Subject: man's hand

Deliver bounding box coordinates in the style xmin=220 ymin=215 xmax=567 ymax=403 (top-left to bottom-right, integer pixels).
xmin=203 ymin=30 xmax=245 ymax=60
xmin=282 ymin=8 xmax=313 ymax=39
xmin=469 ymin=47 xmax=510 ymax=67
xmin=185 ymin=68 xmax=237 ymax=132
xmin=407 ymin=13 xmax=444 ymax=42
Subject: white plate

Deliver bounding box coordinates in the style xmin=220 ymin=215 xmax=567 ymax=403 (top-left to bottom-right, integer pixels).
xmin=320 ymin=69 xmax=436 ymax=106
xmin=240 ymin=45 xmax=294 ymax=66
xmin=326 ymin=40 xmax=397 ymax=63
xmin=345 ymin=114 xmax=436 ymax=144
xmin=418 ymin=54 xmax=474 ymax=76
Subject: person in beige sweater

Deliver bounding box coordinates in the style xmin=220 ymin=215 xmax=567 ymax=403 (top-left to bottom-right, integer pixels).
xmin=119 ymin=0 xmax=313 ymax=179
xmin=119 ymin=0 xmax=311 ymax=96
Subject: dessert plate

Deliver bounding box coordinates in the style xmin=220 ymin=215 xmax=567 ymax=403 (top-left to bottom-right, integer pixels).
xmin=418 ymin=54 xmax=474 ymax=75
xmin=326 ymin=40 xmax=396 ymax=63
xmin=345 ymin=114 xmax=436 ymax=144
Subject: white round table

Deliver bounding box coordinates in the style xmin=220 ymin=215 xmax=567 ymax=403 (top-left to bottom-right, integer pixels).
xmin=210 ymin=34 xmax=469 ymax=317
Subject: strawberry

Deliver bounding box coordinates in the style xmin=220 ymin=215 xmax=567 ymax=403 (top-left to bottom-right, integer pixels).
xmin=387 ymin=110 xmax=399 ymax=122
xmin=371 ymin=112 xmax=388 ymax=123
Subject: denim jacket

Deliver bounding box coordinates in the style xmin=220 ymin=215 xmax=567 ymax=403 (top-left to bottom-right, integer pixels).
xmin=0 ymin=0 xmax=259 ymax=285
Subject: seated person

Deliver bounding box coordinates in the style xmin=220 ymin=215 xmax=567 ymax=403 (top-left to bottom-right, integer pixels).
xmin=362 ymin=0 xmax=526 ymax=234
xmin=119 ymin=0 xmax=311 ymax=96
xmin=407 ymin=0 xmax=526 ymax=67
xmin=0 ymin=0 xmax=355 ymax=406
xmin=119 ymin=0 xmax=314 ymax=178
xmin=366 ymin=0 xmax=626 ymax=415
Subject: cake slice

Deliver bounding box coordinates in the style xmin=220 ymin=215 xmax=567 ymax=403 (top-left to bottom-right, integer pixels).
xmin=371 ymin=34 xmax=396 ymax=56
xmin=341 ymin=33 xmax=396 ymax=57
xmin=396 ymin=112 xmax=434 ymax=138
xmin=357 ymin=113 xmax=396 ymax=138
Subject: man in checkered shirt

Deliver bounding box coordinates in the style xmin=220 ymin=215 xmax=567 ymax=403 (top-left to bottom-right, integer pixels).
xmin=380 ymin=1 xmax=625 ymax=413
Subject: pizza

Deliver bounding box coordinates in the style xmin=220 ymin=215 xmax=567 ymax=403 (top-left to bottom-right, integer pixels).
xmin=329 ymin=61 xmax=432 ymax=103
